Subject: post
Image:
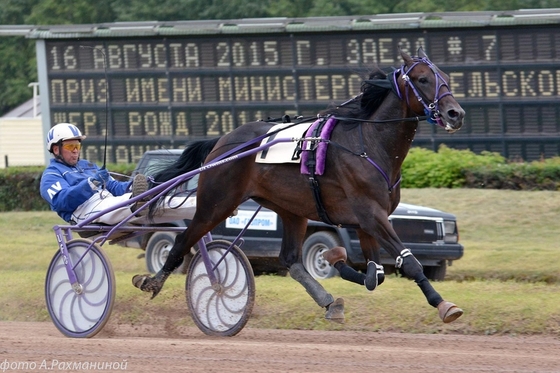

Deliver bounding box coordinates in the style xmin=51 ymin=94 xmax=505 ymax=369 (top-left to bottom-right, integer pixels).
xmin=27 ymin=82 xmax=39 ymax=118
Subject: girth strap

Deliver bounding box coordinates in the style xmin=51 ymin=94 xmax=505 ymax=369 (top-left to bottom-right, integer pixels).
xmin=303 ymin=117 xmax=337 ymax=226
xmin=307 ymin=169 xmax=337 ymax=226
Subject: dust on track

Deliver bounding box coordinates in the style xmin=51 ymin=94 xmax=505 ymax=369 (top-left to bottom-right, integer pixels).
xmin=2 ymin=322 xmax=560 ymax=373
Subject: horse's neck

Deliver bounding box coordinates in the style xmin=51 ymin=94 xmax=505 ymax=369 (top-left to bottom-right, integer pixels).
xmin=364 ymin=95 xmax=419 ymax=168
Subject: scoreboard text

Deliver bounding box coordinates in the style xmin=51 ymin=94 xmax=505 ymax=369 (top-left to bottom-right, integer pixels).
xmin=41 ymin=25 xmax=560 ymax=162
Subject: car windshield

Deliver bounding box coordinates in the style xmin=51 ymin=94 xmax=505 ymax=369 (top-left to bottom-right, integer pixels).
xmin=137 ymin=153 xmax=199 ymax=191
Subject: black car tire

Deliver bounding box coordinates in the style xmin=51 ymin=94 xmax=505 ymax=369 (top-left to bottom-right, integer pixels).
xmin=145 ymin=232 xmax=191 ymax=274
xmin=302 ymin=231 xmax=341 ymax=280
xmin=423 ymin=261 xmax=447 ymax=281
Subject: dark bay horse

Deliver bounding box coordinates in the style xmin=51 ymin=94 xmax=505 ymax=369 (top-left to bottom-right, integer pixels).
xmin=133 ymin=48 xmax=465 ymax=323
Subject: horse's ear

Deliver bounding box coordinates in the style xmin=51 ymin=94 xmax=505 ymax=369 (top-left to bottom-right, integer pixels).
xmin=417 ymin=47 xmax=428 ymax=59
xmin=399 ymin=46 xmax=413 ymax=65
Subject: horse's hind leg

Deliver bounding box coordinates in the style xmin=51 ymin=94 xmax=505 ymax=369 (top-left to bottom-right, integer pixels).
xmin=277 ymin=212 xmax=344 ymax=322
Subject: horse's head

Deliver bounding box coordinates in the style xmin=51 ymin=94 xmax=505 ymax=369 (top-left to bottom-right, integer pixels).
xmin=396 ymin=47 xmax=465 ymax=133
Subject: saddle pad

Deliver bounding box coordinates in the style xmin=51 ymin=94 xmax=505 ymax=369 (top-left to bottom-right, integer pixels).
xmin=255 ymin=122 xmax=311 ymax=164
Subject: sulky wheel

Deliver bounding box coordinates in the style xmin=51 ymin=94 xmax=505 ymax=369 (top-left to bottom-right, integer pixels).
xmin=186 ymin=240 xmax=255 ymax=337
xmin=45 ymin=239 xmax=116 ymax=338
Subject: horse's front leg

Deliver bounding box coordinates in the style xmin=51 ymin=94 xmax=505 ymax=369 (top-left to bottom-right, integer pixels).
xmin=364 ymin=212 xmax=463 ymax=323
xmin=322 ymin=229 xmax=385 ymax=291
xmin=277 ymin=212 xmax=344 ymax=322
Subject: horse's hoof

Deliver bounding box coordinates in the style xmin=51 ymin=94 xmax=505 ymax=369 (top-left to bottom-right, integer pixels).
xmin=364 ymin=261 xmax=385 ymax=291
xmin=437 ymin=301 xmax=463 ymax=323
xmin=325 ymin=298 xmax=345 ymax=323
xmin=132 ymin=274 xmax=162 ymax=299
xmin=132 ymin=274 xmax=148 ymax=289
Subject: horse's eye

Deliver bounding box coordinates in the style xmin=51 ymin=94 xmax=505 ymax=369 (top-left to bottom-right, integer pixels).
xmin=418 ymin=77 xmax=428 ymax=84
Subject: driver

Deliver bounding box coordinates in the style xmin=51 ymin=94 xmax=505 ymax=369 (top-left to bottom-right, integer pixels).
xmin=40 ymin=122 xmax=150 ymax=225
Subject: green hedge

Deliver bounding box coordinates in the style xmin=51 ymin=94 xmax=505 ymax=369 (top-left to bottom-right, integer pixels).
xmin=0 ymin=149 xmax=559 ymax=212
xmin=0 ymin=166 xmax=47 ymax=211
xmin=463 ymin=158 xmax=560 ymax=190
xmin=401 ymin=145 xmax=560 ymax=190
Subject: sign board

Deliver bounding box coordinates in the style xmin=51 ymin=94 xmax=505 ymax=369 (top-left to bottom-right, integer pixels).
xmin=33 ymin=14 xmax=560 ymax=162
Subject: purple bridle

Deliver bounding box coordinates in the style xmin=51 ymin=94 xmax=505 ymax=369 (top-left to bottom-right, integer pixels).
xmin=392 ymin=57 xmax=454 ymax=129
xmin=331 ymin=56 xmax=457 ymax=192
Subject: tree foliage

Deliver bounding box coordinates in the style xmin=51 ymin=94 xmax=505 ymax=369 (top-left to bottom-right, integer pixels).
xmin=0 ymin=0 xmax=39 ymax=114
xmin=0 ymin=0 xmax=559 ymax=115
xmin=26 ymin=0 xmax=116 ymax=25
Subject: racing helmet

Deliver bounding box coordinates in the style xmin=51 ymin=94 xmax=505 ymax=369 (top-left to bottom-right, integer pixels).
xmin=46 ymin=123 xmax=86 ymax=152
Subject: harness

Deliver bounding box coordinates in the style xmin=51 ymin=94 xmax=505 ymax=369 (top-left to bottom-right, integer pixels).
xmin=300 ymin=116 xmax=338 ymax=226
xmin=300 ymin=57 xmax=455 ymax=226
xmin=298 ymin=114 xmax=407 ymax=227
xmin=204 ymin=57 xmax=455 ymax=227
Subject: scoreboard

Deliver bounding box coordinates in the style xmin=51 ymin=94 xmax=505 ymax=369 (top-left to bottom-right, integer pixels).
xmin=33 ymin=11 xmax=560 ymax=163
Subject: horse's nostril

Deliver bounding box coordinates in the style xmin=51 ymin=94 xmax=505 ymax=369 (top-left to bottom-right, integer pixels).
xmin=448 ymin=108 xmax=465 ymax=119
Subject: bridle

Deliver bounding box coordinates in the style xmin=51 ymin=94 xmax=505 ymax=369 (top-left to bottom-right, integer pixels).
xmin=324 ymin=56 xmax=457 ymax=192
xmin=333 ymin=56 xmax=455 ymax=128
xmin=392 ymin=56 xmax=454 ymax=129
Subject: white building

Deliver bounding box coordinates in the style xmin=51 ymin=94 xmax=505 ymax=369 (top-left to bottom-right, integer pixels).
xmin=0 ymin=87 xmax=44 ymax=168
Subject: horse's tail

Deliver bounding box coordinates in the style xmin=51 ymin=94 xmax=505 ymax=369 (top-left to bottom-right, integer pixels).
xmin=152 ymin=137 xmax=221 ymax=184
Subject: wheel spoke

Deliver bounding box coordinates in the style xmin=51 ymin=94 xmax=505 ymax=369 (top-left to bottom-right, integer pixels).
xmin=186 ymin=240 xmax=255 ymax=336
xmin=45 ymin=240 xmax=115 ymax=338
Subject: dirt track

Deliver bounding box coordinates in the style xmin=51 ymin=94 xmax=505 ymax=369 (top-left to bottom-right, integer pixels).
xmin=1 ymin=322 xmax=560 ymax=372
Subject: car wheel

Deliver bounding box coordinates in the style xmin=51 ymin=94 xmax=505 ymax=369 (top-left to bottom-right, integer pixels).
xmin=302 ymin=231 xmax=340 ymax=280
xmin=423 ymin=261 xmax=447 ymax=281
xmin=145 ymin=232 xmax=192 ymax=274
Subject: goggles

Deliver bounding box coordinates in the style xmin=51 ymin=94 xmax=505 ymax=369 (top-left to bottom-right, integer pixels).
xmin=61 ymin=143 xmax=82 ymax=152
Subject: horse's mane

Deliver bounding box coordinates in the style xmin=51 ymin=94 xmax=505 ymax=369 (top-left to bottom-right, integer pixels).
xmin=321 ymin=68 xmax=394 ymax=124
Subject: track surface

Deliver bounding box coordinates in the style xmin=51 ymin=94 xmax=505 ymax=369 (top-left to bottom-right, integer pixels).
xmin=2 ymin=322 xmax=559 ymax=372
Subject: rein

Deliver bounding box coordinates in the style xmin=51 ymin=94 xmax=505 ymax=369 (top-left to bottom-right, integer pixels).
xmin=323 ymin=55 xmax=454 ymax=191
xmin=332 ymin=115 xmax=427 ymax=124
xmin=202 ymin=55 xmax=451 ymax=226
xmin=326 ymin=120 xmax=402 ymax=192
xmin=212 ymin=56 xmax=449 ymax=165
xmin=207 ymin=115 xmax=317 ymax=165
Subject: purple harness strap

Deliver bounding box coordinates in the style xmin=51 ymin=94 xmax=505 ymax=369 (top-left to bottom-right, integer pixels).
xmin=300 ymin=116 xmax=337 ymax=175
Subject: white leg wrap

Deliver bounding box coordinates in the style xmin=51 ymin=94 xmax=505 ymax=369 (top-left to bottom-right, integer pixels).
xmin=395 ymin=248 xmax=422 ymax=269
